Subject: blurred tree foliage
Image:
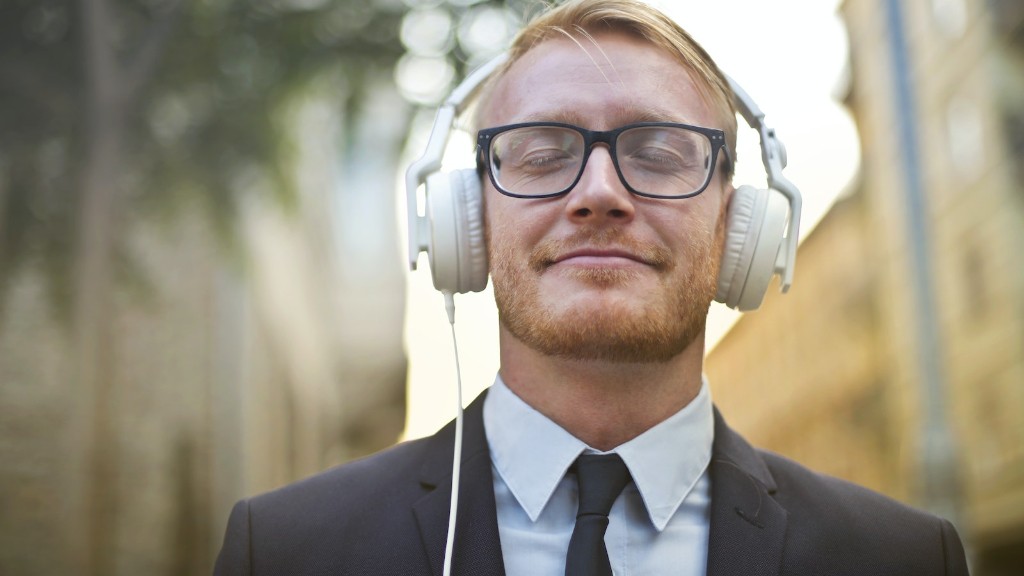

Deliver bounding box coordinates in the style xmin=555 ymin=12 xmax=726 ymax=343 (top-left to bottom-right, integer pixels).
xmin=0 ymin=0 xmax=412 ymax=323
xmin=0 ymin=0 xmax=527 ymax=329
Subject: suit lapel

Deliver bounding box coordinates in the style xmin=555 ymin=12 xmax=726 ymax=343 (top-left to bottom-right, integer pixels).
xmin=706 ymin=408 xmax=788 ymax=576
xmin=410 ymin=397 xmax=789 ymax=576
xmin=413 ymin=392 xmax=506 ymax=576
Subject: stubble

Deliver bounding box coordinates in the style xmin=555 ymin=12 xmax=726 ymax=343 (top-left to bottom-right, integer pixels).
xmin=490 ymin=214 xmax=723 ymax=363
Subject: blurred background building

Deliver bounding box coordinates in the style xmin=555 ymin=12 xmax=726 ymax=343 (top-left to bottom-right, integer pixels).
xmin=706 ymin=0 xmax=1024 ymax=573
xmin=0 ymin=0 xmax=518 ymax=574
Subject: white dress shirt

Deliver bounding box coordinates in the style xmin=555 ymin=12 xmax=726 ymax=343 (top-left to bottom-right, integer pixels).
xmin=483 ymin=375 xmax=714 ymax=576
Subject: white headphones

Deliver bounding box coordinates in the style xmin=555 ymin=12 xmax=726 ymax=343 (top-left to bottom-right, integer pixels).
xmin=405 ymin=53 xmax=802 ymax=311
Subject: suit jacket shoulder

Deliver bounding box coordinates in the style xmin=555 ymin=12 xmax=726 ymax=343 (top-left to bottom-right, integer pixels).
xmin=214 ymin=436 xmax=432 ymax=575
xmin=214 ymin=395 xmax=504 ymax=576
xmin=772 ymin=449 xmax=967 ymax=573
xmin=708 ymin=409 xmax=969 ymax=576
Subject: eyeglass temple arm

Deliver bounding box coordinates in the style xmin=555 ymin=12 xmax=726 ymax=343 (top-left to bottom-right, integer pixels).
xmin=405 ymin=53 xmax=510 ymax=271
xmin=727 ymin=76 xmax=803 ymax=293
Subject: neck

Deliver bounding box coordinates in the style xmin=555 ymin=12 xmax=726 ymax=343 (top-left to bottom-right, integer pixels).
xmin=497 ymin=327 xmax=706 ymax=451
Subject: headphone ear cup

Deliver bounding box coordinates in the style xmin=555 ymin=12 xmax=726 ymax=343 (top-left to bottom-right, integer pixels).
xmin=425 ymin=168 xmax=489 ymax=294
xmin=716 ymin=185 xmax=788 ymax=311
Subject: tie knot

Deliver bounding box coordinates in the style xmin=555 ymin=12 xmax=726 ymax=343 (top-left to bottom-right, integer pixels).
xmin=573 ymin=453 xmax=632 ymax=517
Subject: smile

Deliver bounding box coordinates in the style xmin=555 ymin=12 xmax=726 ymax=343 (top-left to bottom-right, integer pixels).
xmin=552 ymin=249 xmax=651 ymax=268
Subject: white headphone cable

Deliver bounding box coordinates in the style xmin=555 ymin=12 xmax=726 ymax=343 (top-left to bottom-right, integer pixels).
xmin=441 ymin=290 xmax=463 ymax=576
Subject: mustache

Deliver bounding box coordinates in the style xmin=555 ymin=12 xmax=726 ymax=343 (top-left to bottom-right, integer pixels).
xmin=528 ymin=227 xmax=673 ymax=272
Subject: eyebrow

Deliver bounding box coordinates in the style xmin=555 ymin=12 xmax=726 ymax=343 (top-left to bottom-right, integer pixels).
xmin=518 ymin=104 xmax=694 ymax=127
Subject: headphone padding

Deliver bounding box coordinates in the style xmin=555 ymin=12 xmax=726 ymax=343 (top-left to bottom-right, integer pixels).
xmin=454 ymin=168 xmax=489 ymax=293
xmin=716 ymin=185 xmax=761 ymax=307
xmin=737 ymin=189 xmax=788 ymax=310
xmin=715 ymin=185 xmax=788 ymax=311
xmin=426 ymin=169 xmax=488 ymax=294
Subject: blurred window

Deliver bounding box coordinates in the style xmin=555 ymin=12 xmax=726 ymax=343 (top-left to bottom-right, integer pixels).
xmin=931 ymin=0 xmax=967 ymax=38
xmin=946 ymin=94 xmax=984 ymax=182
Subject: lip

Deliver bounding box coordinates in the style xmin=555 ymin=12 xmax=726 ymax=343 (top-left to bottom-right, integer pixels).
xmin=552 ymin=248 xmax=650 ymax=267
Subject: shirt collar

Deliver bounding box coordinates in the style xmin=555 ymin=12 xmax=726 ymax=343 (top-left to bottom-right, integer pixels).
xmin=483 ymin=374 xmax=714 ymax=532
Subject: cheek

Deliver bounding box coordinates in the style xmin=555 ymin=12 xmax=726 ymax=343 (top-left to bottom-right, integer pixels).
xmin=483 ymin=194 xmax=525 ymax=266
xmin=483 ymin=194 xmax=505 ymax=246
xmin=650 ymin=201 xmax=717 ymax=249
xmin=485 ymin=193 xmax=552 ymax=246
xmin=689 ymin=193 xmax=727 ymax=239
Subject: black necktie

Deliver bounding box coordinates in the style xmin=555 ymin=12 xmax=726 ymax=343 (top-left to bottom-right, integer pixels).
xmin=565 ymin=453 xmax=632 ymax=576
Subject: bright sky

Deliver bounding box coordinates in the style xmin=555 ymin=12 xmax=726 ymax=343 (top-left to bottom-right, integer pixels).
xmin=401 ymin=0 xmax=859 ymax=440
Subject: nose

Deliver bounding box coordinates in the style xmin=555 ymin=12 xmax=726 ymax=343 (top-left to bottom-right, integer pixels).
xmin=564 ymin=146 xmax=636 ymax=224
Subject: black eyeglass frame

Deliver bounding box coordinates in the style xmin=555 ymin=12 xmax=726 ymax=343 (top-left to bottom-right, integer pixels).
xmin=476 ymin=121 xmax=731 ymax=200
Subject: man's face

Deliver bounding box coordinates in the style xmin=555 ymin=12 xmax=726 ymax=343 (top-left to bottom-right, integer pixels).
xmin=480 ymin=31 xmax=732 ymax=363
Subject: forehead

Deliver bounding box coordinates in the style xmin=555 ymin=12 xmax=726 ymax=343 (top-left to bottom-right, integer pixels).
xmin=480 ymin=31 xmax=714 ymax=130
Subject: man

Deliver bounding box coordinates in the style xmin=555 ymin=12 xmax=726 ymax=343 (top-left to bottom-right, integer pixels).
xmin=215 ymin=1 xmax=969 ymax=574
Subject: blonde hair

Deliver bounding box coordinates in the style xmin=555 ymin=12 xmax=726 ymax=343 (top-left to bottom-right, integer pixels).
xmin=477 ymin=0 xmax=737 ymax=178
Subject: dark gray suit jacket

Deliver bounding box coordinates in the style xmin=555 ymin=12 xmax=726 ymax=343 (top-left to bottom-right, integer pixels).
xmin=214 ymin=392 xmax=969 ymax=575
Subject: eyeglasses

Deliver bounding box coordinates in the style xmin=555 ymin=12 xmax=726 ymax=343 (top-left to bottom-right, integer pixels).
xmin=477 ymin=121 xmax=730 ymax=199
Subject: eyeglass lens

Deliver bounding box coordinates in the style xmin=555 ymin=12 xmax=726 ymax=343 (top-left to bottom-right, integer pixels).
xmin=489 ymin=125 xmax=713 ymax=197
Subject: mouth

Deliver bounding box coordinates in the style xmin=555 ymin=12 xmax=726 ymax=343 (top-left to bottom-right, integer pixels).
xmin=552 ymin=248 xmax=652 ymax=267
xmin=528 ymin=231 xmax=673 ymax=274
